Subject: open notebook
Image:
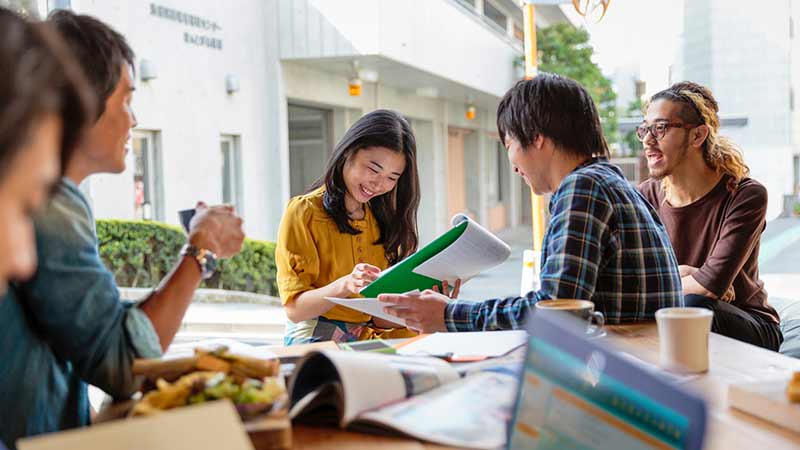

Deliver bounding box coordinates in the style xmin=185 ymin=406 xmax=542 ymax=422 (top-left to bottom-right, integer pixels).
xmin=358 ymin=214 xmax=510 ymax=297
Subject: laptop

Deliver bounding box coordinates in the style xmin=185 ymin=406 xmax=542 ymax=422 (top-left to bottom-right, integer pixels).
xmin=508 ymin=313 xmax=708 ymax=450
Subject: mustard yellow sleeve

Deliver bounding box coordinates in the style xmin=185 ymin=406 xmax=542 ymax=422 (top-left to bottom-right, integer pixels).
xmin=275 ymin=197 xmax=320 ymax=305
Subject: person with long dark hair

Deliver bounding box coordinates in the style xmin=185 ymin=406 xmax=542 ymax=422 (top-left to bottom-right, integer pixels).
xmin=276 ymin=109 xmax=422 ymax=344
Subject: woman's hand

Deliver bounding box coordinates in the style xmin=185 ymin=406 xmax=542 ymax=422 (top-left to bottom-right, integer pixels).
xmin=432 ymin=279 xmax=462 ymax=299
xmin=339 ymin=263 xmax=381 ymax=296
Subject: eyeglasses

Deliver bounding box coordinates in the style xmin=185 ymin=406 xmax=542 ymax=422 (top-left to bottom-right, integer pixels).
xmin=636 ymin=122 xmax=698 ymax=142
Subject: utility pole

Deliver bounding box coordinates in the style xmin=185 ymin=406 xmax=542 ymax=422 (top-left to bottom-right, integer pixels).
xmin=520 ymin=0 xmax=610 ymax=291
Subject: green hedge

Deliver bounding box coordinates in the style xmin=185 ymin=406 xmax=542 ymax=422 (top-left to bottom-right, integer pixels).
xmin=96 ymin=219 xmax=277 ymax=295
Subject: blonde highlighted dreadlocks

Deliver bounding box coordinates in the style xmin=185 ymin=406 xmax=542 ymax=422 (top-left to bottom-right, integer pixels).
xmin=647 ymin=81 xmax=749 ymax=195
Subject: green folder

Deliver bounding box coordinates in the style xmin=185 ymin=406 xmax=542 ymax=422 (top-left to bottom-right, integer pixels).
xmin=359 ymin=220 xmax=469 ymax=297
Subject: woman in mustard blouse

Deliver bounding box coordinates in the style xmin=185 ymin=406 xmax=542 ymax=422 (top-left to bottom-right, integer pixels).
xmin=276 ymin=110 xmax=421 ymax=345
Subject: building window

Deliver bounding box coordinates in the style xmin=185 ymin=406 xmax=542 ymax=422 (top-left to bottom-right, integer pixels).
xmin=513 ymin=22 xmax=524 ymax=42
xmin=483 ymin=1 xmax=507 ymax=31
xmin=497 ymin=142 xmax=510 ymax=203
xmin=794 ymin=155 xmax=800 ymax=195
xmin=221 ymin=135 xmax=243 ymax=211
xmin=288 ymin=104 xmax=332 ymax=197
xmin=132 ymin=130 xmax=163 ymax=221
xmin=458 ymin=0 xmax=476 ymax=8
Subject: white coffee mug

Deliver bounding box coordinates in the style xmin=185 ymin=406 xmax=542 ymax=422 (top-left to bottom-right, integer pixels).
xmin=655 ymin=307 xmax=714 ymax=374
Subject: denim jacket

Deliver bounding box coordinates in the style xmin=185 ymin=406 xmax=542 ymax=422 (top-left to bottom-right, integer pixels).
xmin=0 ymin=178 xmax=161 ymax=449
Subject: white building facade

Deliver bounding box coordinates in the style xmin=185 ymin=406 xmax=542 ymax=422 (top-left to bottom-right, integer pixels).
xmin=672 ymin=0 xmax=800 ymax=220
xmin=30 ymin=0 xmax=571 ymax=244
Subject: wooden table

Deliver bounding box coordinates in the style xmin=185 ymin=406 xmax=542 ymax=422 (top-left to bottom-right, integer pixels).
xmin=605 ymin=323 xmax=800 ymax=450
xmin=291 ymin=324 xmax=800 ymax=449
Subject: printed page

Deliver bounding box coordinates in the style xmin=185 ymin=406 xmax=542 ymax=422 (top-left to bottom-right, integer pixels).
xmin=325 ymin=290 xmax=421 ymax=326
xmin=325 ymin=298 xmax=408 ymax=326
xmin=412 ymin=214 xmax=511 ymax=283
xmin=322 ymin=351 xmax=459 ymax=425
xmin=356 ymin=372 xmax=518 ymax=450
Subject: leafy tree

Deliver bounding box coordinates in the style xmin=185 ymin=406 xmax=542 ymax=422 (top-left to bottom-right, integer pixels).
xmin=519 ymin=23 xmax=619 ymax=145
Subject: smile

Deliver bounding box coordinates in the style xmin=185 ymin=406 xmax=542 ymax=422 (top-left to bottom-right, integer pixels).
xmin=645 ymin=150 xmax=664 ymax=165
xmin=360 ymin=185 xmax=375 ymax=198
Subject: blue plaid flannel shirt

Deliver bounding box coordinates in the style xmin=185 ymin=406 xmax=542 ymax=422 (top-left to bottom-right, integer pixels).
xmin=445 ymin=158 xmax=683 ymax=331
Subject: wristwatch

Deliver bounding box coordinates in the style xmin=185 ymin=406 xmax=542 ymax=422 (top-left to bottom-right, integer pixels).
xmin=181 ymin=244 xmax=218 ymax=280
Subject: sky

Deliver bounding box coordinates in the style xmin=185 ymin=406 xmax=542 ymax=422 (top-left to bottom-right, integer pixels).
xmin=562 ymin=0 xmax=685 ymax=100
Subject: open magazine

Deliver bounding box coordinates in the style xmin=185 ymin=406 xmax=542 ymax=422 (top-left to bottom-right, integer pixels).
xmin=288 ymin=350 xmax=519 ymax=449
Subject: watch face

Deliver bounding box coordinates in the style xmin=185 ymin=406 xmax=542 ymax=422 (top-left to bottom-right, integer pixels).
xmin=204 ymin=255 xmax=218 ymax=278
xmin=201 ymin=251 xmax=218 ymax=280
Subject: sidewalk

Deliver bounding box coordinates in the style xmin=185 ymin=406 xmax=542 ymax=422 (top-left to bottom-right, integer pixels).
xmin=457 ymin=226 xmax=533 ymax=301
xmin=176 ymin=302 xmax=286 ymax=345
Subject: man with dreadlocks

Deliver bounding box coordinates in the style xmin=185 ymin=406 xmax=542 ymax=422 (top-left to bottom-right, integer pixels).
xmin=638 ymin=81 xmax=782 ymax=351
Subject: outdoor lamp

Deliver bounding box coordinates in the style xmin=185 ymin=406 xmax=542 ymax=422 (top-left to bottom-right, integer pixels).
xmin=139 ymin=59 xmax=157 ymax=81
xmin=349 ymin=77 xmax=362 ymax=97
xmin=466 ymin=104 xmax=477 ymax=121
xmin=225 ymin=74 xmax=240 ymax=94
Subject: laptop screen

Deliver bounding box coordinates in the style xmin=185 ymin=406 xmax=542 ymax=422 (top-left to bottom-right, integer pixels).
xmin=509 ymin=314 xmax=706 ymax=450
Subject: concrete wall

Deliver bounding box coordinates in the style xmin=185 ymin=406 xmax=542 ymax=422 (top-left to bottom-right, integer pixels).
xmin=73 ymin=0 xmax=279 ymax=239
xmin=280 ymin=61 xmax=503 ymax=243
xmin=72 ymin=0 xmax=528 ymax=242
xmin=279 ymin=0 xmax=522 ymax=97
xmin=677 ymin=0 xmax=798 ymax=220
xmin=792 ymin=4 xmax=800 ymax=158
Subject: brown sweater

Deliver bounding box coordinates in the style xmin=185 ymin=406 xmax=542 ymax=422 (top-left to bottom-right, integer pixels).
xmin=639 ymin=176 xmax=779 ymax=324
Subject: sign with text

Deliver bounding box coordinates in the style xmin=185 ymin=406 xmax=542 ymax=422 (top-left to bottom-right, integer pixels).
xmin=150 ymin=3 xmax=223 ymax=50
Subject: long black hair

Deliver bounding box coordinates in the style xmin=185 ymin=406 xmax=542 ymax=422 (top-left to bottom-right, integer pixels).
xmin=311 ymin=109 xmax=420 ymax=265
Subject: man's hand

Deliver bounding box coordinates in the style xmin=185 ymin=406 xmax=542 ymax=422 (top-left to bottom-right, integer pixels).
xmin=378 ymin=290 xmax=449 ymax=333
xmin=680 ymin=264 xmax=733 ymax=301
xmin=720 ymin=285 xmax=735 ymax=303
xmin=679 ymin=265 xmax=699 ymax=278
xmin=188 ymin=202 xmax=245 ymax=258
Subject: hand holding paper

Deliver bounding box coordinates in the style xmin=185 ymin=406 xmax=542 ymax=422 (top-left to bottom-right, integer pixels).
xmin=339 ymin=263 xmax=381 ymax=295
xmin=326 ymin=290 xmax=422 ymax=327
xmin=378 ymin=290 xmax=449 ymax=333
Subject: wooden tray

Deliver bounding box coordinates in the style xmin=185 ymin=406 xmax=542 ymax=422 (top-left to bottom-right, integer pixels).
xmin=244 ymin=408 xmax=292 ymax=450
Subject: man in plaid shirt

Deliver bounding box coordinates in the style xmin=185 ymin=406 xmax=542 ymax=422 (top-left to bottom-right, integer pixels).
xmin=380 ymin=74 xmax=683 ymax=332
